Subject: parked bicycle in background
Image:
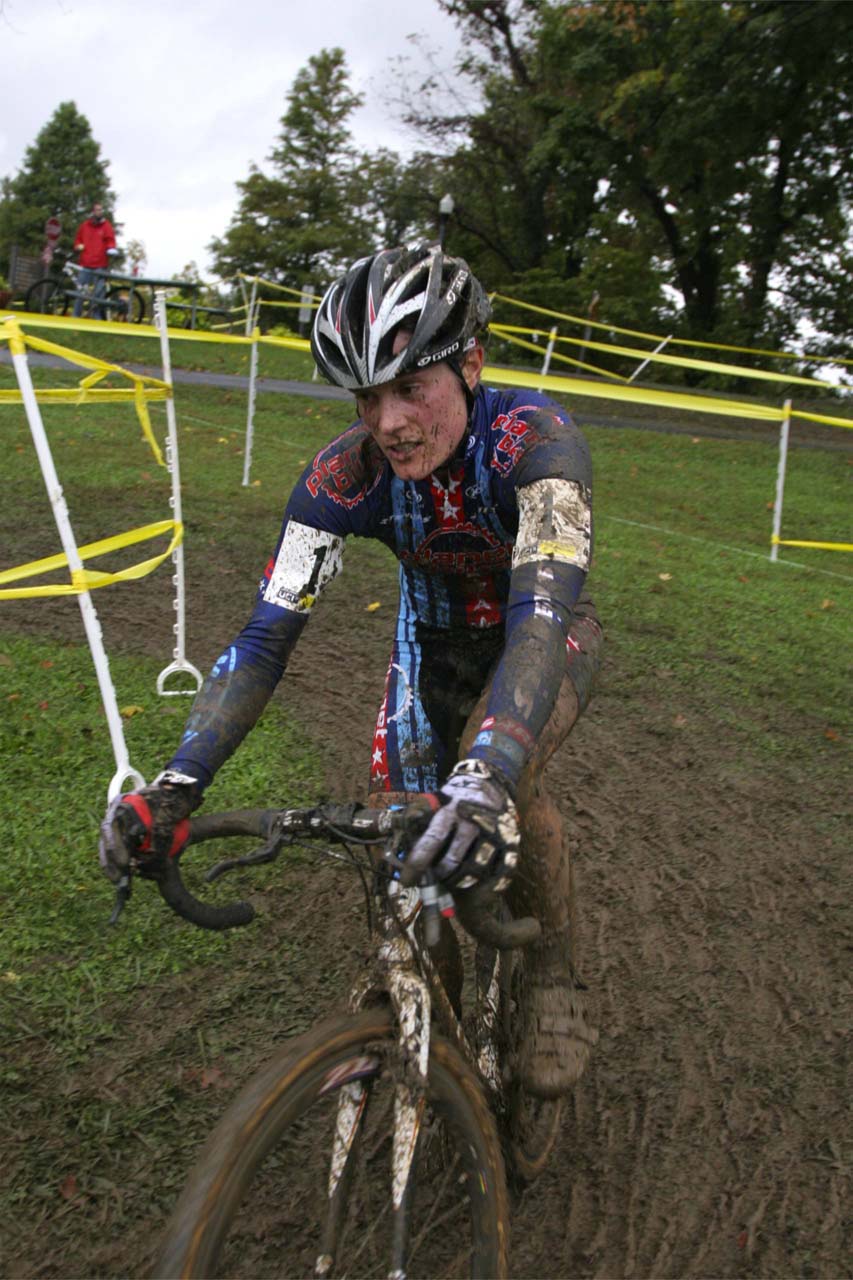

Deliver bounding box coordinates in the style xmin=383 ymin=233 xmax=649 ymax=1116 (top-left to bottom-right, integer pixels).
xmin=25 ymin=260 xmax=145 ymax=322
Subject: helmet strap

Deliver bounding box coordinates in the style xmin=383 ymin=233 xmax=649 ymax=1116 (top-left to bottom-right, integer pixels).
xmin=446 ymin=357 xmax=477 ymax=416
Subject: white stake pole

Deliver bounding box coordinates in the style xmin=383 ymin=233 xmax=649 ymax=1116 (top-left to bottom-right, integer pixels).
xmin=242 ymin=313 xmax=260 ymax=488
xmin=770 ymin=398 xmax=792 ymax=563
xmin=628 ymin=334 xmax=673 ymax=383
xmin=540 ymin=326 xmax=558 ymax=379
xmin=245 ymin=278 xmax=258 ymax=338
xmin=153 ymin=290 xmax=202 ymax=696
xmin=11 ymin=340 xmax=145 ymax=801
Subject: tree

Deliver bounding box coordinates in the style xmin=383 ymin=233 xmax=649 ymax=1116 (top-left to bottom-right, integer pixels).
xmin=538 ymin=0 xmax=853 ymax=354
xmin=125 ymin=238 xmax=147 ymax=277
xmin=0 ymin=101 xmax=117 ymax=271
xmin=395 ymin=0 xmax=853 ymax=362
xmin=211 ymin=49 xmax=390 ymax=290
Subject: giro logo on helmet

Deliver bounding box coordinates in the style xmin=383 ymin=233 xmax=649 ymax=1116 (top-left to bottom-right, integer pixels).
xmin=416 ymin=339 xmax=462 ymax=368
xmin=445 ymin=267 xmax=469 ymax=306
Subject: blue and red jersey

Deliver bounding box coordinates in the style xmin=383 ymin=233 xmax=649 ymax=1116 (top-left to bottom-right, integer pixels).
xmin=168 ymin=384 xmax=593 ymax=795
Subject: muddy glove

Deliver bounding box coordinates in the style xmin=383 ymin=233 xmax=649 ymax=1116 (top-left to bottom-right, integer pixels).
xmin=98 ymin=770 xmax=200 ymax=884
xmin=401 ymin=759 xmax=520 ymax=893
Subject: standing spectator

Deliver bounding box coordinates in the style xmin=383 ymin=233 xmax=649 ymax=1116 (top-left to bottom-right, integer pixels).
xmin=72 ymin=201 xmax=116 ymax=318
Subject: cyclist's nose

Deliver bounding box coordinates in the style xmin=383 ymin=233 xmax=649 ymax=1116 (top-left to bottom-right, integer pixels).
xmin=371 ymin=390 xmax=409 ymax=441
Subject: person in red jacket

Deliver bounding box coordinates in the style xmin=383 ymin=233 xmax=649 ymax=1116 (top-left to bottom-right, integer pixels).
xmin=72 ymin=201 xmax=116 ymax=318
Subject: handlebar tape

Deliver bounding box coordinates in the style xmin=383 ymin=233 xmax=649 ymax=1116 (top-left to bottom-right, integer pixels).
xmin=154 ymin=856 xmax=254 ymax=931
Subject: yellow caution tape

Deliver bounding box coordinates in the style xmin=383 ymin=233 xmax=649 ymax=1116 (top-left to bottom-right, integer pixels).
xmin=1 ymin=318 xmax=170 ymax=464
xmin=488 ymin=326 xmax=629 ymax=383
xmin=11 ymin=310 xmax=254 ymax=344
xmin=491 ymin=293 xmax=853 ymax=368
xmin=0 ymin=388 xmax=169 ymax=404
xmin=0 ymin=519 xmax=183 ymax=599
xmin=259 ymin=333 xmax=312 ymax=352
xmin=791 ymin=408 xmax=853 ymax=430
xmin=237 ymin=273 xmax=322 ymax=301
xmin=482 ymin=364 xmax=853 ymax=431
xmin=489 ymin=321 xmax=828 ymax=389
xmin=771 ymin=536 xmax=852 ymax=553
xmin=7 ymin=309 xmax=848 ymax=431
xmin=255 ymin=299 xmax=319 ymax=310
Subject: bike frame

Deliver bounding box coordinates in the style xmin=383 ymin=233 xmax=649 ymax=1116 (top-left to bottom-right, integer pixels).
xmin=321 ymin=872 xmax=507 ymax=1277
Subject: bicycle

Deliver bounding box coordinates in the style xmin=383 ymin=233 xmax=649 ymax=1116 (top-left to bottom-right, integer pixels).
xmin=25 ymin=260 xmax=145 ymax=323
xmin=117 ymin=798 xmax=565 ymax=1278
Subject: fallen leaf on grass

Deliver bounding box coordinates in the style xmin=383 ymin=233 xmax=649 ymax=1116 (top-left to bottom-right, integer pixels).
xmin=365 ymin=601 xmax=382 ymax=612
xmin=251 ymin=480 xmax=262 ymax=487
xmin=658 ymin=572 xmax=672 ymax=581
xmin=737 ymin=1231 xmax=748 ymax=1249
xmin=183 ymin=1064 xmax=233 ymax=1091
xmin=120 ymin=705 xmax=145 ymax=719
xmin=201 ymin=1066 xmax=232 ymax=1089
xmin=40 ymin=659 xmax=54 ymax=668
xmin=673 ymin=714 xmax=688 ymax=729
xmin=59 ymin=1174 xmax=78 ymax=1200
xmin=824 ymin=728 xmax=842 ymax=741
xmin=821 ymin=598 xmax=834 ymax=610
xmin=38 ymin=700 xmax=49 ymax=710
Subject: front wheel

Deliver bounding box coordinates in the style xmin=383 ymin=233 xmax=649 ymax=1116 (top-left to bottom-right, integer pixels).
xmin=154 ymin=1009 xmax=508 ymax=1279
xmin=25 ymin=278 xmax=68 ymax=315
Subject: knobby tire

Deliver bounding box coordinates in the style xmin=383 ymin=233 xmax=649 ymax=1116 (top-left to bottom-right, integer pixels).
xmin=154 ymin=1008 xmax=509 ymax=1279
xmin=25 ymin=278 xmax=68 ymax=316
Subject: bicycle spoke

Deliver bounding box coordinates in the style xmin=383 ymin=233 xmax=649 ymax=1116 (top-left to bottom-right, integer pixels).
xmin=407 ymin=1153 xmax=466 ymax=1264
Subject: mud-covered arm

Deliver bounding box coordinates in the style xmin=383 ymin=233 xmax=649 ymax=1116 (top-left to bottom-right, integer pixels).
xmin=467 ymin=477 xmax=591 ymax=791
xmin=165 ymin=522 xmax=345 ymax=790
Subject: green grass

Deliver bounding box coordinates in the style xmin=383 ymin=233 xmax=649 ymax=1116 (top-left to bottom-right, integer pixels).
xmin=1 ymin=357 xmax=850 ymax=1271
xmin=588 ymin=426 xmax=851 ymax=735
xmin=1 ymin=374 xmax=850 ymax=1053
xmin=0 ymin=635 xmax=323 ymax=1040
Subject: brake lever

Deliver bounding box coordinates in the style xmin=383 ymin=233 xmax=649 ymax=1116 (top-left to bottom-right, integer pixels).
xmin=417 ymin=873 xmax=455 ymax=947
xmin=205 ymin=834 xmax=287 ymax=883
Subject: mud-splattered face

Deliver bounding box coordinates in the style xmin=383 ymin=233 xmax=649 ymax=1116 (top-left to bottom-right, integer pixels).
xmin=355 ymin=337 xmax=483 ymax=481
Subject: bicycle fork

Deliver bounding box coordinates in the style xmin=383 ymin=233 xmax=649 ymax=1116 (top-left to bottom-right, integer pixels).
xmin=316 ymin=890 xmax=432 ymax=1279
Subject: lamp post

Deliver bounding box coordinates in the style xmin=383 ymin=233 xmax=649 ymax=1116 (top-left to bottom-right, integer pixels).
xmin=437 ymin=193 xmax=455 ymax=250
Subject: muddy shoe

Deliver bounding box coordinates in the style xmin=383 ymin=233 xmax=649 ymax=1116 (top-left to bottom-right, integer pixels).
xmin=517 ymin=967 xmax=599 ymax=1099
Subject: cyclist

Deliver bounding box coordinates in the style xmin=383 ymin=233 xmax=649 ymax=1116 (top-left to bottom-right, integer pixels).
xmin=100 ymin=245 xmax=603 ymax=1098
xmin=71 ymin=201 xmax=116 ymax=319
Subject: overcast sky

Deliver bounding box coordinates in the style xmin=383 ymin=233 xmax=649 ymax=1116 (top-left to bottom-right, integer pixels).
xmin=1 ymin=0 xmax=462 ymax=280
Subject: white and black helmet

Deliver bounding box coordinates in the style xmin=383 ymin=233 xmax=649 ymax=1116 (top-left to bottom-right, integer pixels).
xmin=311 ymin=244 xmax=491 ymax=392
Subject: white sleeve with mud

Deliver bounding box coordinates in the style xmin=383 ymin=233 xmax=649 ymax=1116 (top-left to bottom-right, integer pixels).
xmin=263 ymin=521 xmax=345 ymax=614
xmin=512 ymin=478 xmax=591 ymax=571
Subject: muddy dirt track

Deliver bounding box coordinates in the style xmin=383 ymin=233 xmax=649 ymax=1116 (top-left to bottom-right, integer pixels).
xmin=4 ymin=490 xmax=848 ymax=1280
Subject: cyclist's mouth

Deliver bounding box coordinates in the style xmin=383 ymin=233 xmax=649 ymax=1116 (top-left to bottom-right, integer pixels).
xmin=386 ymin=441 xmax=421 ymax=461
